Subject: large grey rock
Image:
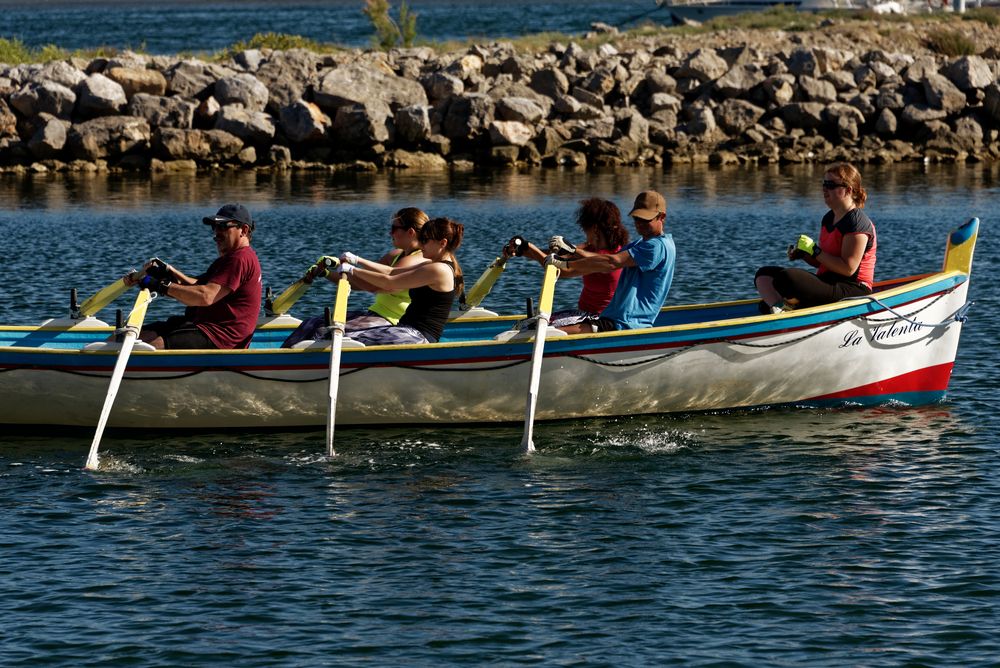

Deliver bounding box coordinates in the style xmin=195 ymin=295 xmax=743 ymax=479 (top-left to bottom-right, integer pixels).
xmin=530 ymin=67 xmax=569 ymax=99
xmin=580 ymin=68 xmax=616 ymax=97
xmin=315 ymin=63 xmax=427 ymax=113
xmin=279 ymin=100 xmax=330 ymax=143
xmin=10 ymin=81 xmax=76 ymax=118
xmin=715 ymin=98 xmax=764 ymax=134
xmin=900 ymin=104 xmax=949 ymax=124
xmin=952 ymin=115 xmax=983 ymax=149
xmin=28 ymin=114 xmax=70 ymax=159
xmin=105 ymin=67 xmax=167 ymax=98
xmin=214 ymin=105 xmax=275 ymax=144
xmin=798 ymin=75 xmax=837 ymax=103
xmin=332 ymin=101 xmax=390 ymax=147
xmin=233 ymin=49 xmax=264 ymax=72
xmin=876 ymin=108 xmax=897 ymax=135
xmin=126 ymin=93 xmax=196 ymax=129
xmin=165 ymin=59 xmax=231 ymax=99
xmin=676 ymin=48 xmax=728 ymax=82
xmin=445 ymin=53 xmax=484 ymax=80
xmin=553 ymin=94 xmax=582 ymax=115
xmin=616 ymin=109 xmax=648 ymax=145
xmin=780 ymin=102 xmax=825 ymax=129
xmin=649 ymin=92 xmax=681 ymax=115
xmin=66 ymin=116 xmax=150 ymax=160
xmin=393 ymin=104 xmax=432 ymax=145
xmin=496 ymin=96 xmax=544 ymax=124
xmin=685 ymin=105 xmax=716 ymax=136
xmin=154 ymin=127 xmax=243 ymax=161
xmin=823 ymin=103 xmax=866 ymax=140
xmin=923 ymin=72 xmax=966 ymax=114
xmin=420 ymin=71 xmax=464 ymax=102
xmin=944 ymin=56 xmax=994 ymax=92
xmin=489 ymin=120 xmax=534 ymax=146
xmin=0 ymin=99 xmax=17 ymax=137
xmin=823 ymin=70 xmax=858 ymax=92
xmin=875 ymin=84 xmax=906 ymax=111
xmin=644 ymin=69 xmax=677 ymax=95
xmin=786 ymin=48 xmax=818 ymax=77
xmin=214 ymin=73 xmax=269 ymax=113
xmin=902 ymin=56 xmax=939 ymax=85
xmin=37 ymin=61 xmax=86 ymax=88
xmin=384 ymin=149 xmax=448 ymax=170
xmin=442 ymin=93 xmax=494 ymax=141
xmin=762 ymin=75 xmax=795 ymax=106
xmin=76 ymin=73 xmax=127 ymax=116
xmin=985 ymin=83 xmax=1000 ymax=123
xmin=255 ymin=49 xmax=319 ymax=113
xmin=714 ymin=64 xmax=765 ymax=99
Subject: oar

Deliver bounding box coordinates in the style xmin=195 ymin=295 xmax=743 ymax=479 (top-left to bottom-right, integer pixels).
xmin=84 ymin=288 xmax=153 ymax=470
xmin=268 ymin=256 xmax=337 ymax=316
xmin=521 ymin=263 xmax=559 ymax=453
xmin=325 ymin=271 xmax=351 ymax=457
xmin=75 ymin=272 xmax=141 ymax=318
xmin=461 ymin=256 xmax=508 ymax=310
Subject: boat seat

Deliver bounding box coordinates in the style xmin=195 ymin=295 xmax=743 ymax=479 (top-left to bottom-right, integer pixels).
xmin=289 ymin=338 xmax=366 ymax=350
xmin=256 ymin=313 xmax=303 ymax=328
xmin=493 ymin=328 xmax=569 ymax=342
xmin=448 ymin=306 xmax=498 ymax=320
xmin=82 ymin=340 xmax=157 ymax=352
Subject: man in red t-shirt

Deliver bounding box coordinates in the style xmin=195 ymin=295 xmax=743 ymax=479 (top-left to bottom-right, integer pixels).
xmin=129 ymin=203 xmax=262 ymax=349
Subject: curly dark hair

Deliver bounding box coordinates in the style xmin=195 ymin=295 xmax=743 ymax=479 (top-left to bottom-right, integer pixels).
xmin=576 ymin=198 xmax=629 ymax=250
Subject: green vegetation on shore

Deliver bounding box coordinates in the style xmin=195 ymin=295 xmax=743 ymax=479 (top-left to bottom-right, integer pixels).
xmin=0 ymin=7 xmax=997 ymax=66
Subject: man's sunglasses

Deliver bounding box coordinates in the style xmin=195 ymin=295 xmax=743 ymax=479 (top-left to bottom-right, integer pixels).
xmin=209 ymin=221 xmax=241 ymax=230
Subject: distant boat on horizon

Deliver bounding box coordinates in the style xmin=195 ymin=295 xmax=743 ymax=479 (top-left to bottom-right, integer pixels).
xmin=654 ymin=0 xmax=977 ymax=23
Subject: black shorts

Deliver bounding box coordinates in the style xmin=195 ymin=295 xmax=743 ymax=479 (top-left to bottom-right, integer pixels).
xmin=144 ymin=316 xmax=216 ymax=350
xmin=755 ymin=266 xmax=871 ymax=308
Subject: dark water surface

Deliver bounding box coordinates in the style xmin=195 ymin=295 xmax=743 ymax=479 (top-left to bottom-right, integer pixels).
xmin=0 ymin=0 xmax=662 ymax=54
xmin=1 ymin=164 xmax=998 ymax=666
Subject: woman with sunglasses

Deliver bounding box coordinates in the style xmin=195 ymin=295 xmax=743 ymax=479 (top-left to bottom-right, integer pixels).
xmin=755 ymin=163 xmax=877 ymax=314
xmin=337 ymin=207 xmax=429 ymax=330
xmin=330 ymin=217 xmax=464 ymax=346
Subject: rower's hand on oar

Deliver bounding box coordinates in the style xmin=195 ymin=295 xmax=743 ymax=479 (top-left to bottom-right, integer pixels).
xmin=144 ymin=257 xmax=171 ymax=280
xmin=340 ymin=252 xmax=359 ymax=266
xmin=138 ymin=274 xmax=171 ymax=296
xmin=503 ymin=236 xmax=526 ymax=259
xmin=544 ymin=253 xmax=569 ymax=270
xmin=303 ymin=256 xmax=339 ymax=283
xmin=333 ymin=263 xmax=354 ymax=276
xmin=549 ymin=236 xmax=576 ymax=256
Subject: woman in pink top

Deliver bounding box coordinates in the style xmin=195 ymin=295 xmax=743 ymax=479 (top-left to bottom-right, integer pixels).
xmin=755 ymin=162 xmax=877 ymax=314
xmin=503 ymin=198 xmax=629 ymax=328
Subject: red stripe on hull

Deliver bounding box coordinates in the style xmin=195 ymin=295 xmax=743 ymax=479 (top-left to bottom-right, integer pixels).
xmin=809 ymin=362 xmax=955 ymax=401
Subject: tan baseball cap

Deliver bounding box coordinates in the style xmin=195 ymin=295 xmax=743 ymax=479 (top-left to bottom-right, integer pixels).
xmin=628 ymin=191 xmax=666 ymax=219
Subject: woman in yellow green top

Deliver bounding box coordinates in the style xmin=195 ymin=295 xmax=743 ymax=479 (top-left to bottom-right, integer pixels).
xmin=339 ymin=207 xmax=429 ymax=330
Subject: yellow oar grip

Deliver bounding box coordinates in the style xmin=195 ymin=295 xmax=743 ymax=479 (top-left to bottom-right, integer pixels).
xmin=538 ymin=264 xmax=559 ymax=315
xmin=332 ymin=275 xmax=351 ymax=323
xmin=127 ymin=289 xmax=153 ymax=328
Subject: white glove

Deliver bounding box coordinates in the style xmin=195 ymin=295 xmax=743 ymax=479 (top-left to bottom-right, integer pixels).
xmin=544 ymin=253 xmax=569 ymax=270
xmin=340 ymin=252 xmax=359 ymax=265
xmin=549 ymin=235 xmax=576 ymax=255
xmin=334 ymin=263 xmax=354 ymax=275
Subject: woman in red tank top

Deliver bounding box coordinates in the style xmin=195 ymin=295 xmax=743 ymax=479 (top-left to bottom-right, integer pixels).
xmin=755 ymin=162 xmax=877 ymax=313
xmin=502 ymin=198 xmax=630 ymax=329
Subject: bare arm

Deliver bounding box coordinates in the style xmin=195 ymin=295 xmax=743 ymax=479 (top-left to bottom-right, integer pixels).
xmin=819 ymin=233 xmax=868 ymax=277
xmin=351 ymin=260 xmax=454 ymax=293
xmin=562 ymin=248 xmax=636 ymax=274
xmin=166 ymin=281 xmax=231 ymax=307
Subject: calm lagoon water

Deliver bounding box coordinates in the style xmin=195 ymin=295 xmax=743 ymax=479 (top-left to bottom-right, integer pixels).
xmin=0 ymin=0 xmax=662 ymax=53
xmin=1 ymin=163 xmax=999 ymax=665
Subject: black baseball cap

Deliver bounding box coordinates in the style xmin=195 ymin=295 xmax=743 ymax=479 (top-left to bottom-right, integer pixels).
xmin=203 ymin=203 xmax=254 ymax=230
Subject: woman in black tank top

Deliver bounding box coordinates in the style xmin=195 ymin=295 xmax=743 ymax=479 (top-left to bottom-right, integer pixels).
xmin=331 ymin=218 xmax=465 ymax=345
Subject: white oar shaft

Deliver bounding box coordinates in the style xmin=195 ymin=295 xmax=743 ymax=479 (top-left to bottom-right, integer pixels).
xmin=521 ymin=264 xmax=559 ymax=453
xmin=325 ymin=275 xmax=351 ymax=457
xmin=85 ymin=289 xmax=152 ymax=470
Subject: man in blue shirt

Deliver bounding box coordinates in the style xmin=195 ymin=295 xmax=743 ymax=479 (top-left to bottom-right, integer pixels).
xmin=550 ymin=190 xmax=675 ymax=333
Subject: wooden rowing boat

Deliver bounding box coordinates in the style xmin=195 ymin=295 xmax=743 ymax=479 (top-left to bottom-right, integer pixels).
xmin=0 ymin=218 xmax=977 ymax=429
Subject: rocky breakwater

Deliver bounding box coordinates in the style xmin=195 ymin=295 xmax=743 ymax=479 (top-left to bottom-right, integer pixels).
xmin=1 ymin=28 xmax=999 ymax=174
